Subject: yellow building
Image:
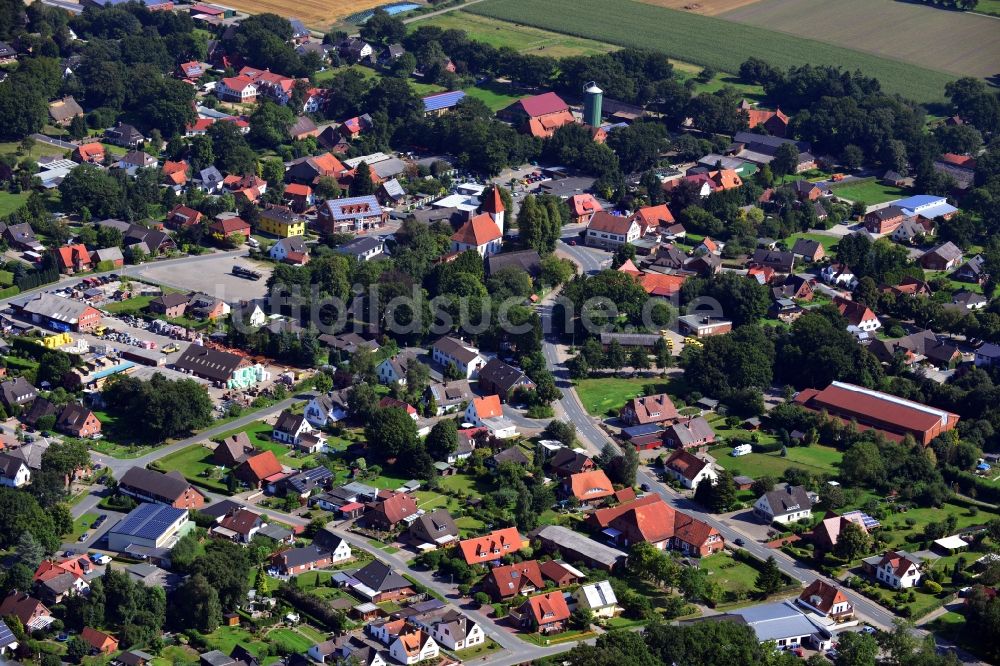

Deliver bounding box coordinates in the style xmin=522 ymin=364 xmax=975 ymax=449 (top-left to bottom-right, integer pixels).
xmin=257 ymin=208 xmax=306 ymax=238
xmin=39 ymin=332 xmax=73 ymax=349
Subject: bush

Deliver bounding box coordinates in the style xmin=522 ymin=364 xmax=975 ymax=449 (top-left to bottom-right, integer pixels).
xmin=473 ymin=592 xmax=490 ymax=605
xmin=923 ymin=580 xmax=942 ymax=594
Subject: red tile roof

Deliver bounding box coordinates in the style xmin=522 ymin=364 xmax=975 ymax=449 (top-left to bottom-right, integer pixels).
xmin=569 ymin=193 xmax=602 ymax=217
xmin=373 ymin=492 xmax=418 ymax=525
xmin=799 ymin=579 xmax=850 ymax=614
xmin=568 ymin=469 xmax=615 ymax=502
xmin=665 ymin=449 xmax=710 ymax=481
xmin=612 ymin=498 xmax=676 ymax=544
xmin=242 ymin=451 xmax=282 ymax=482
xmin=634 ymin=203 xmax=675 ymax=228
xmin=481 ymin=186 xmax=505 ymax=214
xmin=587 ymin=211 xmax=635 ymax=235
xmin=458 ymin=527 xmax=525 ymax=565
xmin=588 ymin=493 xmax=663 ymax=528
xmin=516 ymin=92 xmax=569 ymax=118
xmin=471 ymin=395 xmax=503 ymax=420
xmin=523 ymin=591 xmax=570 ymax=626
xmin=451 ymin=213 xmax=502 ymax=247
xmin=487 ymin=560 xmax=543 ymax=598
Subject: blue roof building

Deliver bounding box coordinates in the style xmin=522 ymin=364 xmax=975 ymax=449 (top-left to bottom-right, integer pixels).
xmin=107 ymin=503 xmax=192 ymax=551
xmin=317 ymin=195 xmax=385 ymax=233
xmin=894 ymin=195 xmax=958 ymax=219
xmin=422 ymin=90 xmax=466 ymax=116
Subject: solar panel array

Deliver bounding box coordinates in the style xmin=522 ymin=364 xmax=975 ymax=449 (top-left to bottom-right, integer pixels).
xmin=423 ymin=90 xmax=466 ymax=113
xmin=113 ymin=502 xmax=186 ymax=539
xmin=843 ymin=510 xmax=881 ymax=530
xmin=0 ymin=618 xmax=16 ymax=647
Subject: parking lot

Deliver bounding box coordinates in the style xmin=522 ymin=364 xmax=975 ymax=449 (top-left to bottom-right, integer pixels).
xmin=131 ymin=252 xmax=273 ymax=303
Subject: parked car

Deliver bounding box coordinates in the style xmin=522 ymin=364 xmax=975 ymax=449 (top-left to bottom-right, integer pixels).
xmin=734 ymin=538 xmax=745 ymax=546
xmin=78 ymin=533 xmax=89 ymax=542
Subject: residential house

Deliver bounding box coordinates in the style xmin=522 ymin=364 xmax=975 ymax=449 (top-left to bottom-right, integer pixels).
xmin=485 ymin=561 xmax=543 ymax=600
xmin=950 ymin=290 xmax=987 ymax=311
xmin=48 ymin=96 xmax=83 ymax=126
xmin=0 ymin=452 xmax=31 ymax=488
xmin=953 ymin=255 xmax=987 ymax=284
xmin=498 ymin=92 xmax=575 ymax=139
xmin=754 ymin=485 xmax=814 ymax=524
xmin=663 ymin=449 xmax=718 ymax=489
xmin=547 ymin=448 xmax=595 ymax=478
xmin=257 ymin=206 xmax=306 ymax=238
xmin=463 ymin=395 xmax=516 ymax=439
xmin=91 ymin=246 xmax=124 ymax=268
xmin=419 ymin=610 xmax=483 ymax=652
xmin=793 ymin=381 xmax=959 ymax=446
xmin=305 ymin=391 xmax=349 ymax=427
xmin=514 ymin=592 xmax=570 ymax=633
xmin=376 ymin=351 xmax=417 ymax=385
xmin=744 ymin=104 xmax=790 ymax=136
xmin=568 ymin=193 xmax=603 ymax=224
xmin=0 ymin=592 xmax=53 ymax=631
xmin=216 ymin=75 xmax=257 ymax=102
xmin=366 ymin=492 xmax=418 ymax=531
xmin=53 ymin=243 xmax=91 ymax=274
xmin=272 ymin=410 xmax=314 ymax=447
xmin=880 ymin=276 xmax=933 ymax=298
xmin=891 ymin=217 xmax=935 ymax=244
xmin=662 ymin=417 xmax=716 ymax=450
xmin=269 ymin=236 xmax=309 ymax=265
xmin=788 ymin=180 xmax=822 ymax=202
xmin=633 ymin=203 xmax=675 ymax=232
xmin=408 ymin=509 xmax=459 ymax=547
xmin=178 ymin=60 xmax=207 ymax=79
xmin=149 ymin=292 xmax=190 ymax=318
xmin=166 ymin=205 xmax=202 ymax=230
xmin=574 ymin=581 xmax=618 ymax=618
xmin=119 ymin=466 xmax=206 ymax=509
xmin=790 ymin=239 xmax=825 ymax=262
xmin=750 ymin=249 xmax=795 ymax=273
xmin=336 ymin=37 xmax=373 ymax=62
xmin=797 ymin=580 xmax=854 ymax=621
xmin=351 ymin=560 xmax=414 ymax=603
xmin=81 ymin=627 xmax=119 ymax=655
xmin=209 ymin=216 xmax=251 ymax=242
xmin=539 ymin=560 xmax=583 ymax=588
xmin=5 ymin=223 xmax=45 ymax=252
xmin=919 ymin=241 xmax=963 ymax=271
xmin=585 ymin=211 xmax=640 ymax=249
xmin=863 ymin=550 xmax=922 ymax=589
xmin=0 ymin=377 xmax=38 ymax=409
xmin=424 ymin=380 xmax=472 ymax=416
xmin=450 ymin=213 xmax=503 ymax=257
xmin=316 ymin=195 xmax=386 ymax=234
xmin=564 ymin=469 xmax=616 ymax=506
xmin=234 ymin=451 xmax=284 ymax=489
xmin=115 ymin=150 xmax=157 ymax=175
xmin=475 ymin=359 xmax=536 ymax=403
xmin=55 ymin=404 xmax=101 ymax=438
xmin=485 ymin=249 xmax=542 ymax=279
xmin=196 ymin=166 xmax=225 ymax=193
xmin=334 ymin=236 xmax=385 ymax=262
xmin=272 ymin=543 xmax=349 ymax=575
xmin=287 ymin=116 xmax=319 ymax=142
xmin=820 ymin=263 xmax=857 ymax=289
xmin=868 ymin=330 xmax=961 ymax=369
xmin=809 ymin=512 xmax=872 ymax=555
xmin=431 ymin=336 xmax=486 ymax=379
xmin=213 ymin=432 xmax=255 ymax=466
xmin=286 ymin=152 xmax=347 ymax=185
xmin=339 ymin=113 xmax=374 ymax=140
xmin=211 ymin=507 xmax=263 ymax=544
xmin=457 ymin=527 xmax=526 ymax=566
xmin=620 ymin=393 xmax=679 ymax=427
xmin=594 ymin=495 xmax=723 ymax=556
xmin=834 ymin=296 xmax=881 ymax=336
xmin=105 ymin=122 xmax=144 ymax=149
xmin=378 ymin=396 xmax=417 ymax=421
xmin=0 ymin=618 xmax=17 ymax=655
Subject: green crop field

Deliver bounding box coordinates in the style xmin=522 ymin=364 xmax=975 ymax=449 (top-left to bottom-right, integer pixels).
xmin=720 ymin=0 xmax=1000 ymax=79
xmin=413 ymin=11 xmax=618 ymax=58
xmin=468 ymin=0 xmax=957 ymax=104
xmin=830 ymin=179 xmax=908 ymax=206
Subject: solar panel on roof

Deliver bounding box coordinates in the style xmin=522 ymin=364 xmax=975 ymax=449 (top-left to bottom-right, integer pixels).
xmin=423 ymin=90 xmax=466 ymax=112
xmin=0 ymin=618 xmax=16 ymax=647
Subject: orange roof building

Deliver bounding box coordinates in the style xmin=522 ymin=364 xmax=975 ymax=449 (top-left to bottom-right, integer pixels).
xmin=565 ymin=469 xmax=615 ymax=504
xmin=569 ymin=193 xmax=603 ymax=223
xmin=597 ymin=495 xmax=724 ymax=557
xmin=469 ymin=395 xmax=502 ymax=420
xmin=234 ymin=450 xmax=283 ymax=487
xmin=518 ymin=591 xmax=571 ymax=631
xmin=450 ymin=213 xmax=503 ymax=257
xmin=73 ymin=142 xmax=105 ymax=163
xmin=633 ymin=204 xmax=675 ymax=231
xmin=82 ymin=627 xmax=118 ymax=654
xmin=457 ymin=527 xmax=526 ymax=565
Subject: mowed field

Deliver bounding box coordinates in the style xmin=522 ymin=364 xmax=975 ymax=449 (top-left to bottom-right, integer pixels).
xmin=413 ymin=12 xmax=618 ymax=58
xmin=468 ymin=0 xmax=959 ymax=104
xmin=720 ymin=0 xmax=1000 ymax=79
xmin=214 ymin=0 xmax=392 ymax=31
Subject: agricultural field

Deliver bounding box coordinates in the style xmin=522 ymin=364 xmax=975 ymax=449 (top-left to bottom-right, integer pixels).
xmin=412 ymin=11 xmax=618 ymax=58
xmin=720 ymin=0 xmax=1000 ymax=79
xmin=207 ymin=0 xmax=389 ymax=31
xmin=468 ymin=0 xmax=958 ymax=104
xmin=636 ymin=0 xmax=762 ymax=14
xmin=830 ymin=179 xmax=908 ymax=206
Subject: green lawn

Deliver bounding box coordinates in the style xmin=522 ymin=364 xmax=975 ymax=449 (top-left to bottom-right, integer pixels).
xmin=152 ymin=443 xmax=230 ymax=493
xmin=151 ymin=645 xmax=200 ymax=666
xmin=199 ymin=626 xmax=268 ymax=656
xmin=454 ymin=515 xmax=486 ymax=537
xmin=700 ymin=551 xmax=760 ymax=595
xmin=0 ymin=140 xmax=69 ymax=161
xmin=877 ymin=501 xmax=995 ymax=549
xmin=0 ymin=191 xmax=29 ymax=217
xmin=784 ymin=232 xmax=841 ymax=255
xmin=461 ymin=82 xmax=524 ymax=112
xmin=68 ymin=513 xmax=98 ymax=540
xmin=714 ymin=444 xmax=842 ymax=480
xmin=265 ymin=628 xmax=313 ymax=653
xmin=453 ymin=638 xmax=502 ymax=661
xmin=573 ymin=377 xmax=671 ymax=418
xmin=830 ymin=179 xmax=908 ymax=206
xmin=103 ymin=295 xmax=157 ymax=315
xmin=411 ymin=11 xmax=617 ymax=58
xmin=214 ymin=421 xmax=314 ymax=467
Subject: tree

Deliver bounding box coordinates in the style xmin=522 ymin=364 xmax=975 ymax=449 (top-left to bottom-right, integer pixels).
xmin=15 ymin=531 xmax=44 ymax=568
xmin=348 ymin=382 xmax=379 ymax=421
xmin=425 ymin=419 xmax=458 ymax=461
xmin=833 ymin=521 xmax=873 ymax=561
xmin=755 ymin=556 xmax=784 ymax=596
xmin=750 ymin=476 xmax=775 ymax=497
xmin=570 ymin=607 xmax=593 ymax=630
xmin=836 ymin=632 xmax=878 ymax=666
xmin=350 ymin=161 xmax=375 ymax=196
xmin=170 ymin=573 xmax=222 ymax=632
xmin=67 ymin=635 xmax=90 ymax=663
xmin=365 ymin=406 xmax=420 ymax=461
xmin=542 ymin=420 xmax=576 ymax=447
xmin=771 ymin=142 xmax=800 ymax=178
xmin=606 ymin=339 xmax=626 ymax=374
xmin=360 ymin=8 xmax=405 ymax=45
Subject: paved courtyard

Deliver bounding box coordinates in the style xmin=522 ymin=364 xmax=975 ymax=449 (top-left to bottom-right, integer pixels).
xmin=132 ymin=253 xmax=273 ymax=303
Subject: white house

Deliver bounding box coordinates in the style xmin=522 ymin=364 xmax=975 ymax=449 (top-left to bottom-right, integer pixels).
xmin=586 ymin=211 xmax=641 ymax=249
xmin=246 ymin=304 xmax=267 ymax=328
xmin=272 ymin=410 xmax=313 ymax=446
xmin=0 ymin=453 xmax=31 ymax=488
xmin=450 ymin=212 xmax=503 ymax=257
xmin=464 ymin=395 xmax=517 ymax=439
xmin=215 ymin=76 xmax=257 ymax=102
xmin=820 ymin=263 xmax=857 ymax=289
xmin=753 ymin=486 xmax=814 ymax=525
xmin=377 ymin=352 xmax=416 ymax=385
xmin=389 ymin=631 xmax=438 ymax=665
xmin=864 ymin=550 xmax=922 ymax=590
xmin=573 ymin=581 xmax=619 ymax=618
xmin=431 ymin=336 xmax=486 ymax=379
xmin=423 ymin=612 xmax=485 ymax=651
xmin=662 ymin=449 xmax=718 ymax=490
xmin=305 ymin=391 xmax=348 ymax=428
xmin=269 ymin=236 xmax=308 ymax=263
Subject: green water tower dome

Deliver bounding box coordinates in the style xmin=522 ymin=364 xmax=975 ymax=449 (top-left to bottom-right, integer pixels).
xmin=583 ymin=81 xmax=603 ymax=127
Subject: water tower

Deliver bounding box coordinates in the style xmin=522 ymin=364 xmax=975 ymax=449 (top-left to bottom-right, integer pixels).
xmin=583 ymin=81 xmax=603 ymax=127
